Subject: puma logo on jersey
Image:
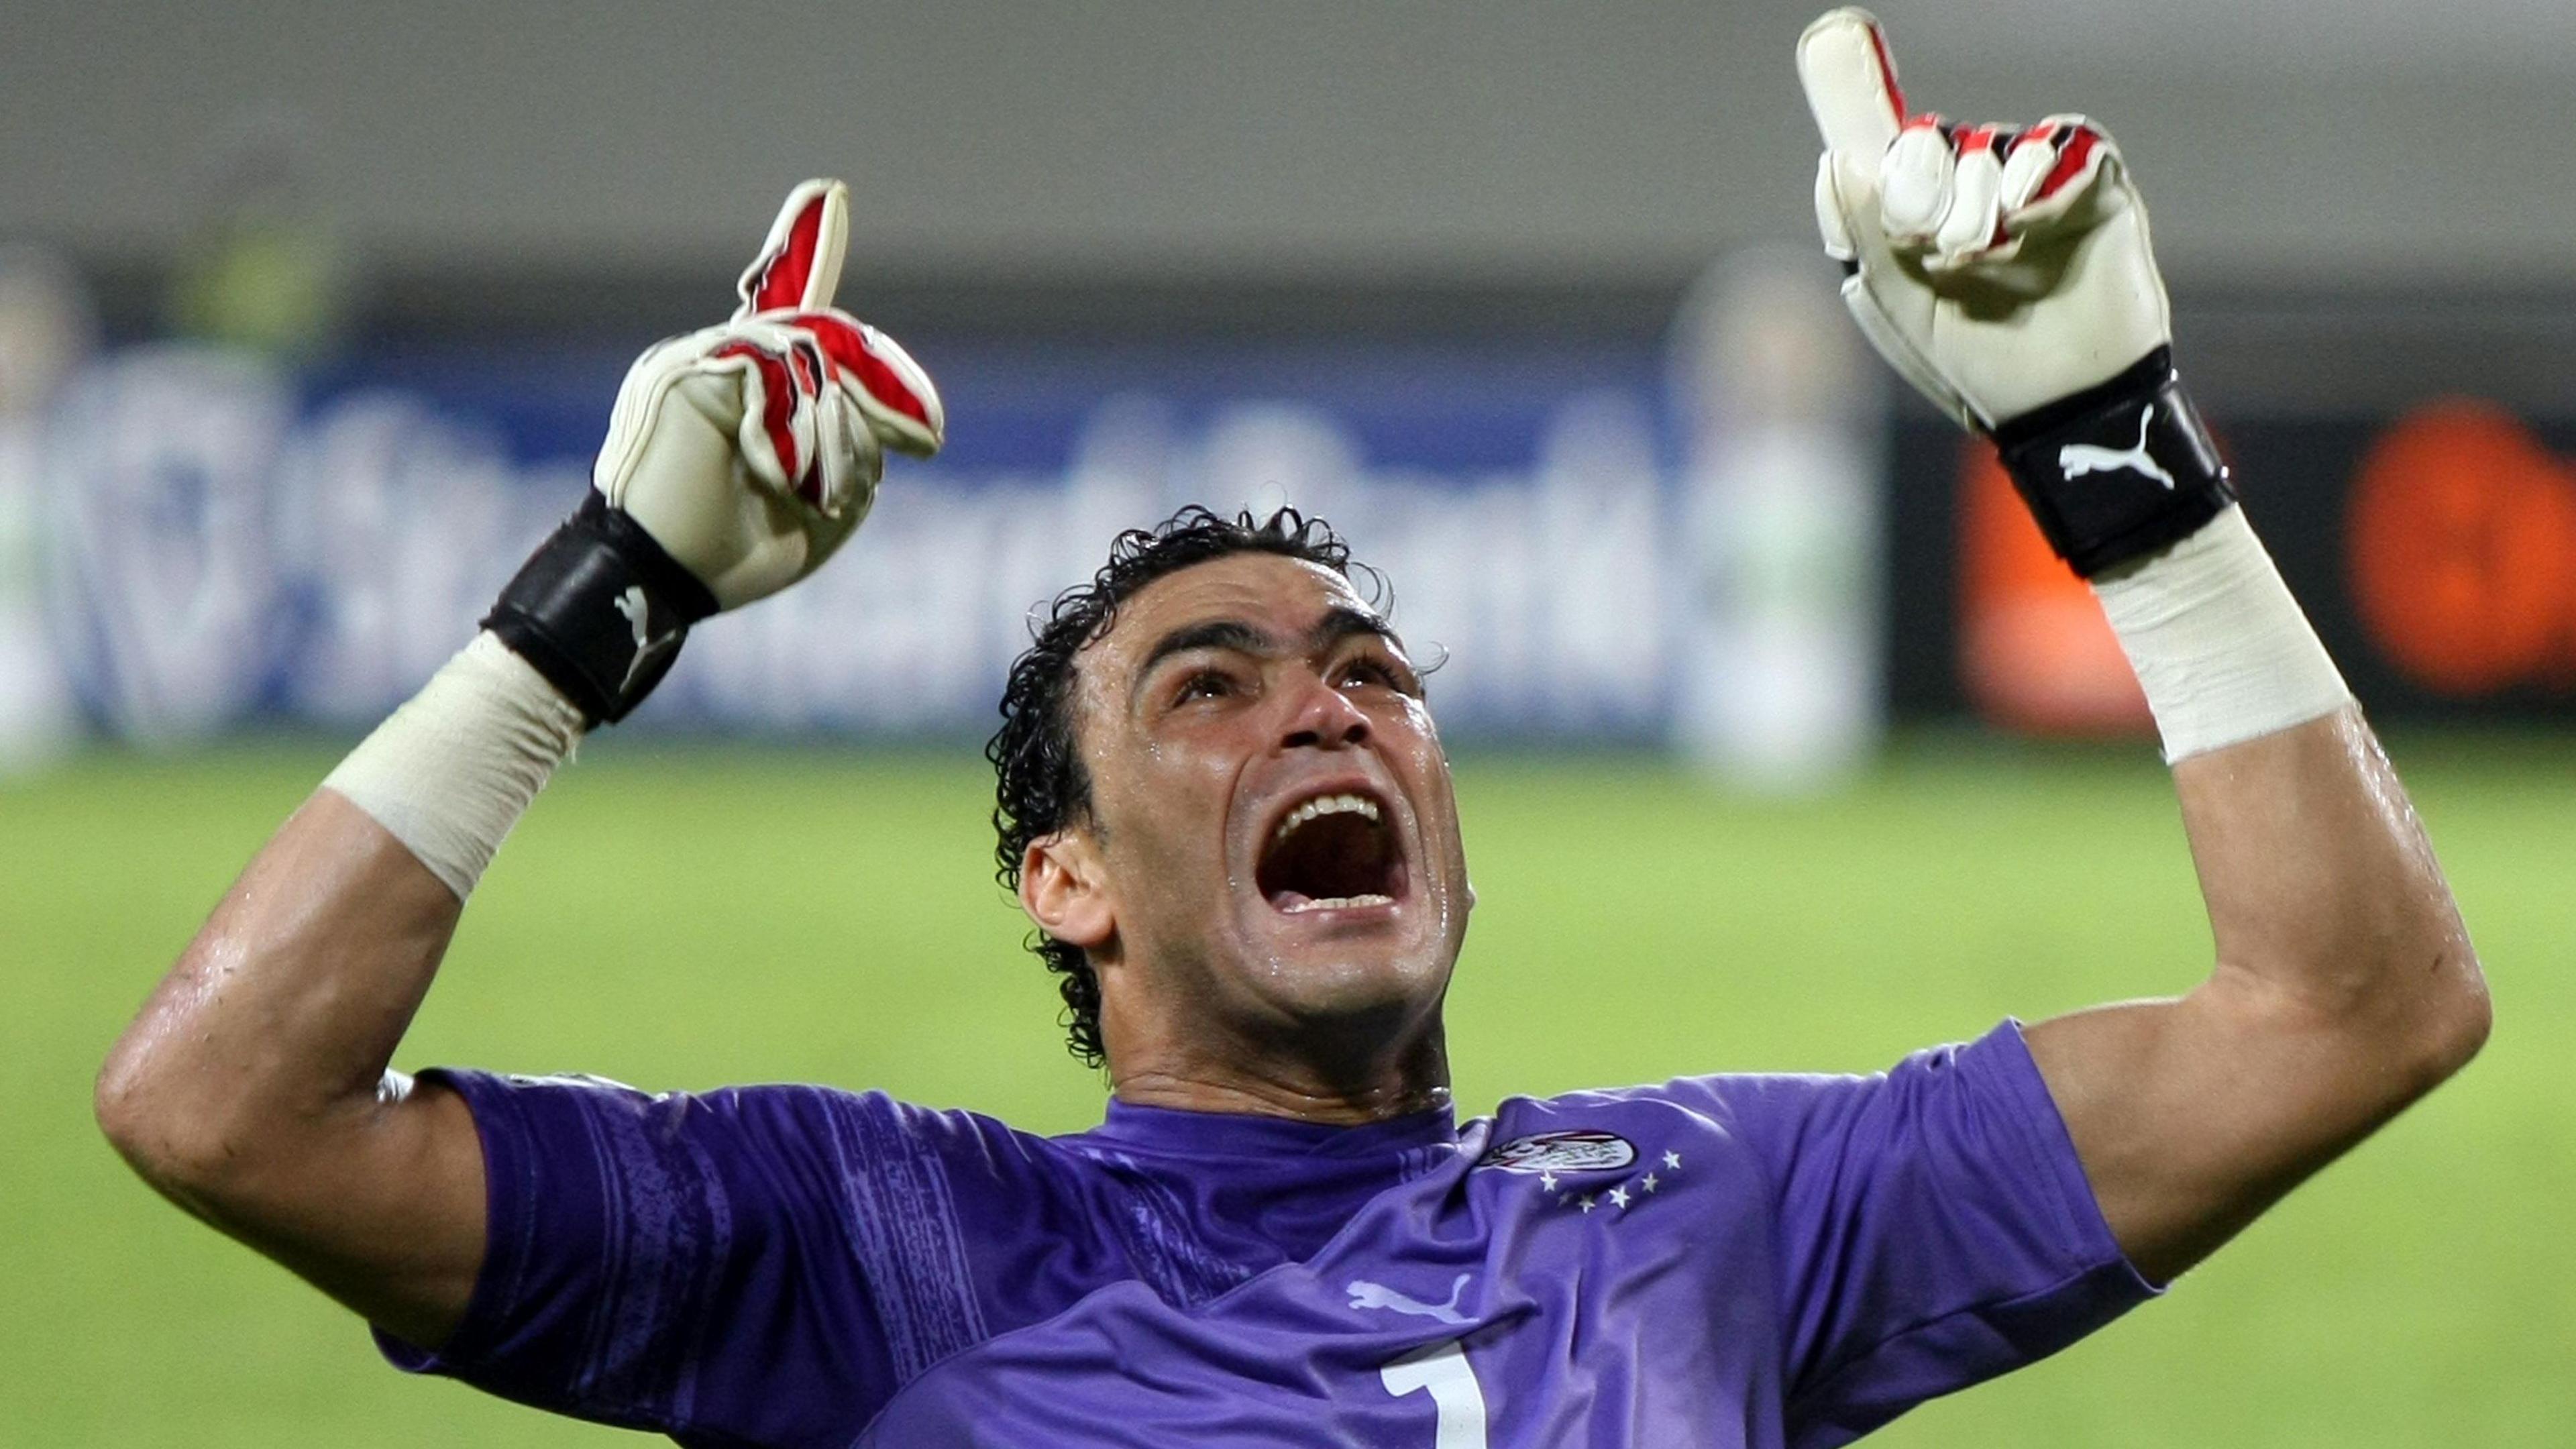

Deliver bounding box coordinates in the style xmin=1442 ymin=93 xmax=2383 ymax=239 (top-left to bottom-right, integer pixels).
xmin=2057 ymin=405 xmax=2177 ymax=490
xmin=1347 ymin=1274 xmax=1474 ymax=1326
xmin=614 ymin=586 xmax=682 ymax=692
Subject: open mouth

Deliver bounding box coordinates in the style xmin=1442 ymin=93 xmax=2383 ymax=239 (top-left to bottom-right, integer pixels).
xmin=1256 ymin=790 xmax=1407 ymax=915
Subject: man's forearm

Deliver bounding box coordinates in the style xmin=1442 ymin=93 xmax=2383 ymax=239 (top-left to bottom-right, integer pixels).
xmin=2106 ymin=512 xmax=2483 ymax=1051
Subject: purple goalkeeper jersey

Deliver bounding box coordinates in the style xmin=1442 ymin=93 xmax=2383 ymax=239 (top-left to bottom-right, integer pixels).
xmin=380 ymin=1020 xmax=2153 ymax=1447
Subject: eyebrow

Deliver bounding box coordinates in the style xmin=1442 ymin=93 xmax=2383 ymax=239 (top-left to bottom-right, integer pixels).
xmin=1310 ymin=606 xmax=1401 ymax=656
xmin=1128 ymin=606 xmax=1405 ymax=705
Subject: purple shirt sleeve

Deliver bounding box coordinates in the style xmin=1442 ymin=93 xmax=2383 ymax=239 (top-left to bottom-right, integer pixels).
xmin=375 ymin=1069 xmax=939 ymax=1449
xmin=1666 ymin=1020 xmax=2159 ymax=1448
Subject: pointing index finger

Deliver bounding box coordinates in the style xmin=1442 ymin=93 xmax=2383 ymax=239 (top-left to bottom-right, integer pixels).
xmin=735 ymin=178 xmax=851 ymax=320
xmin=1797 ymin=8 xmax=1906 ymax=158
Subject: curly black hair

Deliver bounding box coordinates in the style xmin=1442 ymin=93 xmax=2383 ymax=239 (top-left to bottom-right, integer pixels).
xmin=986 ymin=505 xmax=1371 ymax=1067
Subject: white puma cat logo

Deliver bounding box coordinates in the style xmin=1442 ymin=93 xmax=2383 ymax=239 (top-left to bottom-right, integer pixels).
xmin=1347 ymin=1275 xmax=1474 ymax=1326
xmin=614 ymin=586 xmax=680 ymax=692
xmin=2057 ymin=405 xmax=2177 ymax=490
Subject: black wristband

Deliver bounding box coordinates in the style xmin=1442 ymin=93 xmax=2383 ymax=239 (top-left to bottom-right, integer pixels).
xmin=1989 ymin=346 xmax=2236 ymax=578
xmin=481 ymin=493 xmax=720 ymax=726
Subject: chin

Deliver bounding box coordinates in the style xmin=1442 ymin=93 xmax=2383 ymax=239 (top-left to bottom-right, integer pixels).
xmin=1244 ymin=920 xmax=1453 ymax=1028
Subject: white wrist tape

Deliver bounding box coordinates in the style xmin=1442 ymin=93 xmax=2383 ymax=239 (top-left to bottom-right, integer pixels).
xmin=2092 ymin=506 xmax=2352 ymax=763
xmin=323 ymin=632 xmax=586 ymax=898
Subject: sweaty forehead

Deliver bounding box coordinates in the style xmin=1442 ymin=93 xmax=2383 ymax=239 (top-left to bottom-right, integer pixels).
xmin=1083 ymin=553 xmax=1371 ymax=690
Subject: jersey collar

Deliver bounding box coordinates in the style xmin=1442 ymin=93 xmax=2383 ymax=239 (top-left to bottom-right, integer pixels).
xmin=1085 ymin=1097 xmax=1459 ymax=1161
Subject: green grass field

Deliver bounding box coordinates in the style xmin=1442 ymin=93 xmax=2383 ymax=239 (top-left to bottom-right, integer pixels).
xmin=5 ymin=735 xmax=2569 ymax=1446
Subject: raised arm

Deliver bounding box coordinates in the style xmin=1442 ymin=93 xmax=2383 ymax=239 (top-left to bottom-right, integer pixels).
xmin=1794 ymin=9 xmax=2485 ymax=1284
xmin=96 ymin=179 xmax=944 ymax=1346
xmin=2027 ymin=709 xmax=2481 ymax=1282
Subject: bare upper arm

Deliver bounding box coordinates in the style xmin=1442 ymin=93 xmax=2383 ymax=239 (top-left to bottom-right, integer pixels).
xmin=97 ymin=791 xmax=493 ymax=1350
xmin=2024 ymin=716 xmax=2487 ymax=1284
xmin=2023 ymin=984 xmax=2423 ymax=1285
xmin=116 ymin=1063 xmax=488 ymax=1350
xmin=256 ymin=1074 xmax=489 ymax=1350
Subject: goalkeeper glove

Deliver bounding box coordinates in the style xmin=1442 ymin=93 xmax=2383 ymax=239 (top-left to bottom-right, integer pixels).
xmin=1796 ymin=7 xmax=2231 ymax=576
xmin=483 ymin=178 xmax=944 ymax=724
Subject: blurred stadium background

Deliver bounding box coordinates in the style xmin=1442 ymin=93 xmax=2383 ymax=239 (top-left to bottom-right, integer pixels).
xmin=3 ymin=2 xmax=2571 ymax=1444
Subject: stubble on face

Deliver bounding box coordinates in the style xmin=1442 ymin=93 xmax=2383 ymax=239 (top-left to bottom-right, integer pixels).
xmin=1059 ymin=553 xmax=1472 ymax=1117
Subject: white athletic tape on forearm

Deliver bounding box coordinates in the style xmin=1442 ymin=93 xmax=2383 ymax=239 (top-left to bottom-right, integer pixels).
xmin=2092 ymin=506 xmax=2352 ymax=763
xmin=323 ymin=632 xmax=586 ymax=898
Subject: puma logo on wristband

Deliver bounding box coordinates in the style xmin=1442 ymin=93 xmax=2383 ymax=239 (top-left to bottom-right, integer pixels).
xmin=1992 ymin=347 xmax=2235 ymax=578
xmin=2058 ymin=405 xmax=2178 ymax=492
xmin=613 ymin=587 xmax=684 ymax=694
xmin=483 ymin=493 xmax=719 ymax=725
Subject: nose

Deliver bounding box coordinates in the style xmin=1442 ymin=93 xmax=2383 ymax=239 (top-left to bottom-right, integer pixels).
xmin=1281 ymin=672 xmax=1371 ymax=751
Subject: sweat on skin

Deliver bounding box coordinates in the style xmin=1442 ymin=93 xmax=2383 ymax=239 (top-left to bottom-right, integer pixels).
xmin=1018 ymin=552 xmax=1473 ymax=1124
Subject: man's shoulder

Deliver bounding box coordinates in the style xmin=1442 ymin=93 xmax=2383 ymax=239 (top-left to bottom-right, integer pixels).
xmin=441 ymin=1067 xmax=1072 ymax=1182
xmin=1471 ymin=1023 xmax=2059 ymax=1193
xmin=1467 ymin=1034 xmax=1970 ymax=1178
xmin=691 ymin=1081 xmax=1073 ymax=1175
xmin=1469 ymin=1079 xmax=1774 ymax=1192
xmin=1485 ymin=1071 xmax=1813 ymax=1140
xmin=693 ymin=1079 xmax=1010 ymax=1132
xmin=1492 ymin=1023 xmax=2037 ymax=1128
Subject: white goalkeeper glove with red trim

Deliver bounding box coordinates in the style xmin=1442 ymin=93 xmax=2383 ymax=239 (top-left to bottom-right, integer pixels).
xmin=1796 ymin=8 xmax=2233 ymax=578
xmin=482 ymin=178 xmax=945 ymax=724
xmin=602 ymin=178 xmax=942 ymax=608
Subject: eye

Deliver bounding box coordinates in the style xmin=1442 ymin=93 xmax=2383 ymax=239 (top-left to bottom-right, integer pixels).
xmin=1174 ymin=667 xmax=1234 ymax=704
xmin=1336 ymin=653 xmax=1416 ymax=695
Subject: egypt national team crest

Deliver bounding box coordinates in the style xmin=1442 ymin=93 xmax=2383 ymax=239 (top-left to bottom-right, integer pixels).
xmin=1476 ymin=1129 xmax=1635 ymax=1175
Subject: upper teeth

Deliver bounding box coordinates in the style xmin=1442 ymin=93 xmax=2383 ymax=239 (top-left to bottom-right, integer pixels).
xmin=1273 ymin=792 xmax=1381 ymax=843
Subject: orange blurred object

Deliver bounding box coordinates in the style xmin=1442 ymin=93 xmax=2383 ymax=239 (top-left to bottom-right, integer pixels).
xmin=2347 ymin=400 xmax=2576 ymax=696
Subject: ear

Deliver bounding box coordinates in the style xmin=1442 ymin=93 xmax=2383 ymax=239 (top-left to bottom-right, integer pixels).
xmin=1021 ymin=828 xmax=1116 ymax=953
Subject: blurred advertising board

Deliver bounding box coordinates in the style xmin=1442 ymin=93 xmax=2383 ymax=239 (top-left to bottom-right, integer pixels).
xmin=17 ymin=302 xmax=2564 ymax=756
xmin=24 ymin=335 xmax=1689 ymax=744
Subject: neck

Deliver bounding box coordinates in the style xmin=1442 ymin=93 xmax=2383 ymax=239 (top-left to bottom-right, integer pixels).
xmin=1109 ymin=1022 xmax=1452 ymax=1125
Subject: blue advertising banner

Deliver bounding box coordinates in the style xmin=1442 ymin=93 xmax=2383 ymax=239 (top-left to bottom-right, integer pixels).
xmin=30 ymin=333 xmax=1693 ymax=743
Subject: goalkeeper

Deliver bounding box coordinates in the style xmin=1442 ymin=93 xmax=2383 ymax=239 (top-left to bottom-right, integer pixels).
xmin=98 ymin=12 xmax=2487 ymax=1446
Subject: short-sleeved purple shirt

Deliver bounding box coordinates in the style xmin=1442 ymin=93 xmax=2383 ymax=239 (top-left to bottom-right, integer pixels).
xmin=380 ymin=1021 xmax=2153 ymax=1447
